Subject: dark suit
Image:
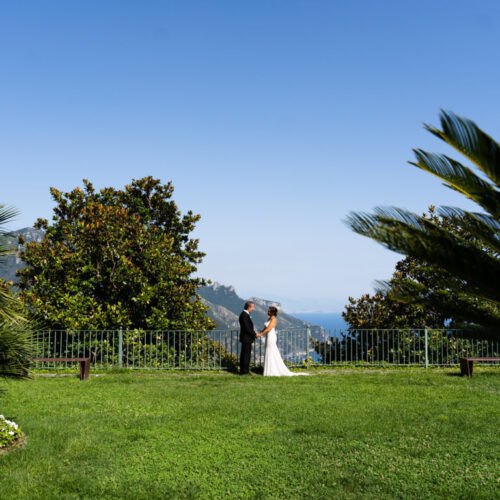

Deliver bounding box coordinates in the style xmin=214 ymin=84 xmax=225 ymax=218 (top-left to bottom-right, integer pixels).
xmin=239 ymin=310 xmax=256 ymax=374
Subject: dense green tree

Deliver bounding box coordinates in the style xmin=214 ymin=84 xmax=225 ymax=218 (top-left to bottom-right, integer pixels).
xmin=347 ymin=111 xmax=500 ymax=337
xmin=18 ymin=177 xmax=215 ymax=331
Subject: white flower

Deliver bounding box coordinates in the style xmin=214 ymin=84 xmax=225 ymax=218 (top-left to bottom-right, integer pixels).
xmin=0 ymin=415 xmax=4 ymax=420
xmin=8 ymin=431 xmax=14 ymax=436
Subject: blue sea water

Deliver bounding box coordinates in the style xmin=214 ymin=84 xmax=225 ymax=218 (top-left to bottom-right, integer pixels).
xmin=293 ymin=312 xmax=348 ymax=332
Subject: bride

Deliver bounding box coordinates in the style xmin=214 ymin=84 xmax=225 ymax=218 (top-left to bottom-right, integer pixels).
xmin=257 ymin=306 xmax=309 ymax=377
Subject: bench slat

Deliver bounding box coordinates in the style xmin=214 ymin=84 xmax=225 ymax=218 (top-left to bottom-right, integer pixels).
xmin=34 ymin=358 xmax=89 ymax=362
xmin=33 ymin=357 xmax=90 ymax=380
xmin=459 ymin=357 xmax=500 ymax=362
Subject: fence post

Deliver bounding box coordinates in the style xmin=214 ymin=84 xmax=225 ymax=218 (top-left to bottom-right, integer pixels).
xmin=118 ymin=328 xmax=123 ymax=368
xmin=424 ymin=327 xmax=429 ymax=369
xmin=306 ymin=327 xmax=311 ymax=369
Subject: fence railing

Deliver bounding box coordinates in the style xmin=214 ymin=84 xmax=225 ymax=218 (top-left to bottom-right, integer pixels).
xmin=32 ymin=328 xmax=500 ymax=371
xmin=309 ymin=328 xmax=499 ymax=367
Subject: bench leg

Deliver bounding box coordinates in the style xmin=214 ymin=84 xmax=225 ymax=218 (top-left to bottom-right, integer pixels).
xmin=460 ymin=358 xmax=467 ymax=376
xmin=79 ymin=360 xmax=90 ymax=380
xmin=468 ymin=360 xmax=473 ymax=378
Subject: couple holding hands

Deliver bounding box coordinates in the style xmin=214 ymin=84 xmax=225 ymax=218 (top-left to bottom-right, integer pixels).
xmin=238 ymin=301 xmax=308 ymax=377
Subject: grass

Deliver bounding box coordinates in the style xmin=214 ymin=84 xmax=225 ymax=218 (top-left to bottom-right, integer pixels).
xmin=0 ymin=368 xmax=499 ymax=499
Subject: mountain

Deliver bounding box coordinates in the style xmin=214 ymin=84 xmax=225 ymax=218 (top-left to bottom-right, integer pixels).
xmin=198 ymin=282 xmax=324 ymax=336
xmin=0 ymin=227 xmax=45 ymax=283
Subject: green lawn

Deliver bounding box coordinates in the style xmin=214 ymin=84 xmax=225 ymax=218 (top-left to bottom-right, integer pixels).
xmin=0 ymin=369 xmax=499 ymax=499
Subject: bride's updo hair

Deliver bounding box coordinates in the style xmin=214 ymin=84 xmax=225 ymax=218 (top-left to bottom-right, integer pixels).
xmin=268 ymin=306 xmax=278 ymax=317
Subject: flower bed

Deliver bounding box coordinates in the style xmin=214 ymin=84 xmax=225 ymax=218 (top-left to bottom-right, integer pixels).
xmin=0 ymin=415 xmax=24 ymax=452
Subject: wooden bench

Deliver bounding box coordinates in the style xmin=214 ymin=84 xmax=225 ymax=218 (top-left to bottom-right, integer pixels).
xmin=34 ymin=357 xmax=91 ymax=380
xmin=459 ymin=357 xmax=500 ymax=377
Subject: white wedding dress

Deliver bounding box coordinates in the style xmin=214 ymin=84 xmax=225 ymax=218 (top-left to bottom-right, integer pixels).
xmin=263 ymin=321 xmax=309 ymax=377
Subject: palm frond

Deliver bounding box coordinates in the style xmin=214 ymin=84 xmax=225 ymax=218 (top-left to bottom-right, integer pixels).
xmin=437 ymin=207 xmax=500 ymax=254
xmin=384 ymin=279 xmax=500 ymax=330
xmin=0 ymin=289 xmax=26 ymax=324
xmin=424 ymin=110 xmax=500 ymax=186
xmin=347 ymin=111 xmax=500 ymax=334
xmin=0 ymin=321 xmax=33 ymax=379
xmin=0 ymin=204 xmax=27 ymax=324
xmin=410 ymin=150 xmax=500 ymax=218
xmin=438 ymin=206 xmax=500 ymax=231
xmin=0 ymin=205 xmax=19 ymax=231
xmin=346 ymin=208 xmax=500 ymax=303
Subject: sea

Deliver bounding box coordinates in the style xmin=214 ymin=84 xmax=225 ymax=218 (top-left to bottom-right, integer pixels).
xmin=292 ymin=312 xmax=348 ymax=332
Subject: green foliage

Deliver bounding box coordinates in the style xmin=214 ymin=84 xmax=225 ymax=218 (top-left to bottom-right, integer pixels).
xmin=1 ymin=371 xmax=499 ymax=498
xmin=0 ymin=205 xmax=34 ymax=381
xmin=343 ymin=208 xmax=489 ymax=330
xmin=35 ymin=329 xmax=238 ymax=370
xmin=343 ymin=290 xmax=446 ymax=330
xmin=346 ymin=111 xmax=500 ymax=335
xmin=0 ymin=205 xmax=27 ymax=325
xmin=0 ymin=317 xmax=33 ymax=380
xmin=310 ymin=329 xmax=498 ymax=366
xmin=18 ymin=177 xmax=215 ymax=331
xmin=0 ymin=415 xmax=23 ymax=450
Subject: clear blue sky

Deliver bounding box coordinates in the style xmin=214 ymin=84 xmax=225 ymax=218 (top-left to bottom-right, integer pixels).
xmin=2 ymin=1 xmax=499 ymax=312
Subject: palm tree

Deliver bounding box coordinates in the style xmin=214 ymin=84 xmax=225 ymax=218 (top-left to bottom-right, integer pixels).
xmin=0 ymin=205 xmax=32 ymax=379
xmin=346 ymin=111 xmax=500 ymax=338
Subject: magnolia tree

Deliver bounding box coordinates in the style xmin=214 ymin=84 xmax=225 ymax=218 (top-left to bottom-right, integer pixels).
xmin=18 ymin=177 xmax=215 ymax=331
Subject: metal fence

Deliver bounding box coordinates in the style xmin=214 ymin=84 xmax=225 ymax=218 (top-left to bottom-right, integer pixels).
xmin=309 ymin=328 xmax=499 ymax=367
xmin=32 ymin=328 xmax=500 ymax=371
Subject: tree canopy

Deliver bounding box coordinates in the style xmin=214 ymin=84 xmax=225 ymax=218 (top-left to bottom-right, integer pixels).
xmin=18 ymin=177 xmax=215 ymax=331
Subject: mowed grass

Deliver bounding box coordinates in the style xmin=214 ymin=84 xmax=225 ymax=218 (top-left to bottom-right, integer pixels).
xmin=0 ymin=369 xmax=499 ymax=499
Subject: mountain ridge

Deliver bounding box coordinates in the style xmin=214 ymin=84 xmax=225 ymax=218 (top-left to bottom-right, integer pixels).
xmin=198 ymin=281 xmax=322 ymax=333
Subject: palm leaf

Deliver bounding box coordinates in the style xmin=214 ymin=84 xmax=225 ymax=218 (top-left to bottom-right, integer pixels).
xmin=379 ymin=279 xmax=500 ymax=331
xmin=0 ymin=205 xmax=26 ymax=324
xmin=424 ymin=110 xmax=500 ymax=186
xmin=410 ymin=150 xmax=500 ymax=218
xmin=347 ymin=208 xmax=500 ymax=303
xmin=437 ymin=207 xmax=500 ymax=254
xmin=0 ymin=321 xmax=33 ymax=379
xmin=0 ymin=205 xmax=18 ymax=230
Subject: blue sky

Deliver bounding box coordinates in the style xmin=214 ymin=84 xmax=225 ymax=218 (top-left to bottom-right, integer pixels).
xmin=2 ymin=1 xmax=499 ymax=312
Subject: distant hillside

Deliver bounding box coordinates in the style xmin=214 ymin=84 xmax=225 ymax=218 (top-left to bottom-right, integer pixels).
xmin=198 ymin=282 xmax=324 ymax=337
xmin=0 ymin=227 xmax=45 ymax=282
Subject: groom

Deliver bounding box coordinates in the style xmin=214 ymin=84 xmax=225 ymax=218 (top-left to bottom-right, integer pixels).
xmin=239 ymin=301 xmax=257 ymax=375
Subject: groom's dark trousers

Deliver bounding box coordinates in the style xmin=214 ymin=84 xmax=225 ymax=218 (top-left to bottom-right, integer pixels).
xmin=239 ymin=310 xmax=256 ymax=374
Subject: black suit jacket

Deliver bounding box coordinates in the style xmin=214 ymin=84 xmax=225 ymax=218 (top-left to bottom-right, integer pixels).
xmin=239 ymin=311 xmax=256 ymax=343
